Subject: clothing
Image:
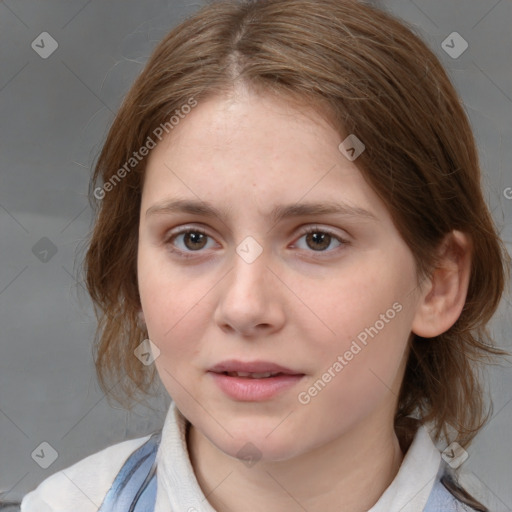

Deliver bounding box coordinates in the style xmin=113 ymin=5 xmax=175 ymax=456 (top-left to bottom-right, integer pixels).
xmin=21 ymin=401 xmax=483 ymax=511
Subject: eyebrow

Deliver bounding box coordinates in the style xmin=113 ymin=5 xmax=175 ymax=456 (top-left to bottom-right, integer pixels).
xmin=145 ymin=198 xmax=377 ymax=224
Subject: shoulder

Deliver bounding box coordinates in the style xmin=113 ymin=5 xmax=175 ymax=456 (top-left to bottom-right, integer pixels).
xmin=20 ymin=434 xmax=153 ymax=512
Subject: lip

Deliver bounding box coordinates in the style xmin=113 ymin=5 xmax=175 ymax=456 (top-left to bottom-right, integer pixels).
xmin=208 ymin=359 xmax=305 ymax=402
xmin=209 ymin=359 xmax=302 ymax=375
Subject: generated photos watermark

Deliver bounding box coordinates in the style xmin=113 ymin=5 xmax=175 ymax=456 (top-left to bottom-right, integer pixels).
xmin=94 ymin=97 xmax=198 ymax=200
xmin=297 ymin=301 xmax=403 ymax=405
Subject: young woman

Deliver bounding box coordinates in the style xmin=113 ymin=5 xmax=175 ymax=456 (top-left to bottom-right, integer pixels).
xmin=21 ymin=0 xmax=510 ymax=510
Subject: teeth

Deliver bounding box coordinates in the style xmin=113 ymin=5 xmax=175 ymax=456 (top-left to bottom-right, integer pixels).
xmin=226 ymin=371 xmax=280 ymax=378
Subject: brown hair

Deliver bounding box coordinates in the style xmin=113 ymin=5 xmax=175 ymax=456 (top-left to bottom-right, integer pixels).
xmin=84 ymin=0 xmax=510 ymax=453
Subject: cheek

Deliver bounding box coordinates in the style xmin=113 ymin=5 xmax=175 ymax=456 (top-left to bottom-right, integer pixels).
xmin=302 ymin=265 xmax=395 ymax=346
xmin=298 ymin=301 xmax=412 ymax=431
xmin=137 ymin=249 xmax=197 ymax=354
xmin=302 ymin=259 xmax=414 ymax=390
xmin=138 ymin=242 xmax=195 ymax=318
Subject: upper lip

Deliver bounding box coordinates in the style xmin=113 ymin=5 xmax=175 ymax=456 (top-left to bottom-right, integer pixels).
xmin=209 ymin=359 xmax=304 ymax=375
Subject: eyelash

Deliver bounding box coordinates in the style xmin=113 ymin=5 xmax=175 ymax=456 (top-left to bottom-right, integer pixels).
xmin=163 ymin=225 xmax=349 ymax=260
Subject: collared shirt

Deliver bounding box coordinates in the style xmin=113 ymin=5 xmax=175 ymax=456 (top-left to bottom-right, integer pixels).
xmin=20 ymin=401 xmax=483 ymax=511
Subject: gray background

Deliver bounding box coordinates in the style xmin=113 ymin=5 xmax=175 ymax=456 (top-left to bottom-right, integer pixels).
xmin=0 ymin=0 xmax=511 ymax=509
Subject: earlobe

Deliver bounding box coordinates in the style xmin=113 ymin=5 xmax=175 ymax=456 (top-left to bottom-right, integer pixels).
xmin=411 ymin=230 xmax=472 ymax=338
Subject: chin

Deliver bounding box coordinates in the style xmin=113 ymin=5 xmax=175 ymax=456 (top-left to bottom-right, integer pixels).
xmin=212 ymin=430 xmax=304 ymax=465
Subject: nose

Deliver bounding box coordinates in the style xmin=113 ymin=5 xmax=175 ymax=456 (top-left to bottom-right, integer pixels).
xmin=213 ymin=244 xmax=286 ymax=337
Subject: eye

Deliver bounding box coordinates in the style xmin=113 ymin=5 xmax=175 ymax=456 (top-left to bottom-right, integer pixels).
xmin=163 ymin=224 xmax=349 ymax=260
xmin=294 ymin=225 xmax=348 ymax=254
xmin=164 ymin=227 xmax=217 ymax=258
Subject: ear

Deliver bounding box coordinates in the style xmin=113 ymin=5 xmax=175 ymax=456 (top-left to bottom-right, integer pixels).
xmin=411 ymin=230 xmax=472 ymax=338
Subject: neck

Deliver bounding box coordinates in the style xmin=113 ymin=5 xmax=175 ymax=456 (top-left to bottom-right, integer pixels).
xmin=187 ymin=416 xmax=405 ymax=512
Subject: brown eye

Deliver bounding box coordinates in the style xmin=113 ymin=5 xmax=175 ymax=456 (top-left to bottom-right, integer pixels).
xmin=295 ymin=226 xmax=348 ymax=254
xmin=165 ymin=227 xmax=215 ymax=258
xmin=181 ymin=231 xmax=208 ymax=251
xmin=305 ymin=231 xmax=332 ymax=251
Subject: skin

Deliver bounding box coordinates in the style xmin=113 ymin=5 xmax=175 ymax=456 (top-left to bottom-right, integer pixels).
xmin=137 ymin=84 xmax=472 ymax=512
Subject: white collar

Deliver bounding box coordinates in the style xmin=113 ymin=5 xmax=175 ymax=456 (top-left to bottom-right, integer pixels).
xmin=369 ymin=422 xmax=441 ymax=511
xmin=154 ymin=401 xmax=441 ymax=512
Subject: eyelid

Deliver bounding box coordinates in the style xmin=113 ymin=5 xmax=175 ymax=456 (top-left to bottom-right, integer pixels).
xmin=297 ymin=224 xmax=348 ymax=241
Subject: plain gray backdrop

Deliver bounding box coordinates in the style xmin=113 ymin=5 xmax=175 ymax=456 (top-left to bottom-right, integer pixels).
xmin=0 ymin=0 xmax=511 ymax=509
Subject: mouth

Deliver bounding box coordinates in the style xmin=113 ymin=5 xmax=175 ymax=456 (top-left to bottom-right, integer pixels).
xmin=207 ymin=360 xmax=305 ymax=401
xmin=218 ymin=371 xmax=295 ymax=379
xmin=208 ymin=359 xmax=304 ymax=376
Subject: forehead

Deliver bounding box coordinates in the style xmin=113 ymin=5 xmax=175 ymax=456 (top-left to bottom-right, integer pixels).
xmin=153 ymin=90 xmax=339 ymax=159
xmin=141 ymin=91 xmax=390 ymax=224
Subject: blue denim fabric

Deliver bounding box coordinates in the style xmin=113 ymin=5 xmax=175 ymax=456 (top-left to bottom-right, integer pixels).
xmin=97 ymin=431 xmax=161 ymax=512
xmin=423 ymin=462 xmax=482 ymax=512
xmin=424 ymin=478 xmax=478 ymax=512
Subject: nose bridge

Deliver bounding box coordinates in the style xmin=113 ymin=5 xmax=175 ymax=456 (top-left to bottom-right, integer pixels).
xmin=230 ymin=235 xmax=269 ymax=298
xmin=214 ymin=235 xmax=281 ymax=333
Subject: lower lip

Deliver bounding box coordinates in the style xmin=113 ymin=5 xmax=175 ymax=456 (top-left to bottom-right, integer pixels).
xmin=209 ymin=372 xmax=305 ymax=401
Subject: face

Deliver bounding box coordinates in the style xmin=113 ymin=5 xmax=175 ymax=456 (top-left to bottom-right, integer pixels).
xmin=137 ymin=87 xmax=425 ymax=462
